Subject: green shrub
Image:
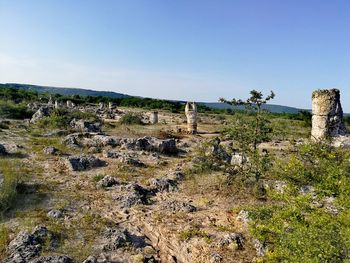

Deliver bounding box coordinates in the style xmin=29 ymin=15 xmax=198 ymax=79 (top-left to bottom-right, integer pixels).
xmin=0 ymin=225 xmax=9 ymax=258
xmin=0 ymin=100 xmax=33 ymax=119
xmin=246 ymin=142 xmax=350 ymax=262
xmin=37 ymin=109 xmax=99 ymax=129
xmin=118 ymin=112 xmax=143 ymax=125
xmin=0 ymin=160 xmax=19 ymax=216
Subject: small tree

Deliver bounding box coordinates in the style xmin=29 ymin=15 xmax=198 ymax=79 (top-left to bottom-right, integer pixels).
xmin=220 ymin=90 xmax=275 ymax=185
xmin=220 ymin=90 xmax=275 ymax=150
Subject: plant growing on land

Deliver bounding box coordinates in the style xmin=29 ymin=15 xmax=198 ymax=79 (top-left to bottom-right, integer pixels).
xmin=119 ymin=112 xmax=143 ymax=125
xmin=220 ymin=91 xmax=275 ymax=186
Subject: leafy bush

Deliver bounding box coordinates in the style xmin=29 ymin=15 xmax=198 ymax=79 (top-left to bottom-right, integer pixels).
xmin=0 ymin=100 xmax=33 ymax=119
xmin=37 ymin=109 xmax=99 ymax=129
xmin=246 ymin=142 xmax=350 ymax=262
xmin=0 ymin=160 xmax=19 ymax=216
xmin=118 ymin=112 xmax=143 ymax=125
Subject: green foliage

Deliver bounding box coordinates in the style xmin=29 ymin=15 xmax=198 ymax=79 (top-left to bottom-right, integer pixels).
xmin=247 ymin=143 xmax=350 ymax=262
xmin=0 ymin=160 xmax=19 ymax=216
xmin=0 ymin=100 xmax=33 ymax=119
xmin=221 ymin=90 xmax=275 ymax=150
xmin=118 ymin=112 xmax=143 ymax=125
xmin=179 ymin=228 xmax=211 ymax=242
xmin=0 ymin=225 xmax=9 ymax=258
xmin=220 ymin=90 xmax=275 ymax=188
xmin=37 ymin=108 xmax=99 ymax=129
xmin=92 ymin=174 xmax=104 ymax=183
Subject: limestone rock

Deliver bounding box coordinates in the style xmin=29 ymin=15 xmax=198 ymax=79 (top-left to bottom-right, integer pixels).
xmin=149 ymin=178 xmax=177 ymax=192
xmin=43 ymin=147 xmax=58 ymax=155
xmin=311 ymin=89 xmax=348 ymax=140
xmin=70 ymin=119 xmax=101 ymax=133
xmin=97 ymin=175 xmax=118 ymax=188
xmin=5 ymin=225 xmax=49 ymax=262
xmin=30 ymin=255 xmax=73 ymax=263
xmin=47 ymin=209 xmax=63 ymax=219
xmin=161 ymin=200 xmax=196 ymax=213
xmin=219 ymin=233 xmax=245 ymax=250
xmin=82 ymin=256 xmax=98 ymax=263
xmin=65 ymin=155 xmax=106 ymax=171
xmin=115 ymin=183 xmax=151 ymax=208
xmin=30 ymin=107 xmax=51 ymax=123
xmin=185 ymin=102 xmax=197 ymax=134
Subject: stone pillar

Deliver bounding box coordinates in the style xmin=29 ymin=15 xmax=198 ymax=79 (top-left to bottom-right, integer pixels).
xmin=149 ymin=111 xmax=158 ymax=124
xmin=311 ymin=89 xmax=348 ymax=140
xmin=108 ymin=102 xmax=116 ymax=110
xmin=48 ymin=96 xmax=53 ymax=106
xmin=54 ymin=100 xmax=60 ymax=109
xmin=66 ymin=100 xmax=75 ymax=109
xmin=185 ymin=102 xmax=197 ymax=134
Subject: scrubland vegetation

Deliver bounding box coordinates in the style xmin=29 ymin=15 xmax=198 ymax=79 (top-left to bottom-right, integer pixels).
xmin=0 ymin=86 xmax=349 ymax=262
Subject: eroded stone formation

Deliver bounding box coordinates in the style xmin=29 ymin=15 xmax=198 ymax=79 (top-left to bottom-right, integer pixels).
xmin=185 ymin=102 xmax=197 ymax=134
xmin=150 ymin=111 xmax=158 ymax=124
xmin=311 ymin=89 xmax=348 ymax=140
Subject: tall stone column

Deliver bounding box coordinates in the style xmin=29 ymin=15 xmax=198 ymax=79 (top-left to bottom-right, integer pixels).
xmin=311 ymin=89 xmax=348 ymax=140
xmin=150 ymin=111 xmax=158 ymax=124
xmin=185 ymin=102 xmax=197 ymax=134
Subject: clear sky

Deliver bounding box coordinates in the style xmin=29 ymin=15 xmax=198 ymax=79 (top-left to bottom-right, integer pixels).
xmin=1 ymin=0 xmax=350 ymax=111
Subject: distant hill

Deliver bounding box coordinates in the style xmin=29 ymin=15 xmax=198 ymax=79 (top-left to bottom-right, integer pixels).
xmin=1 ymin=83 xmax=306 ymax=114
xmin=0 ymin=83 xmax=130 ymax=99
xmin=201 ymin=102 xmax=306 ymax=114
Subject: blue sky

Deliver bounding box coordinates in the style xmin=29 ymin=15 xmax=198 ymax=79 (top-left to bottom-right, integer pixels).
xmin=1 ymin=0 xmax=350 ymax=111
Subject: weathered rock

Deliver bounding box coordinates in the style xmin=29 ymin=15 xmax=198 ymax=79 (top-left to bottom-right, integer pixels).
xmin=115 ymin=183 xmax=150 ymax=208
xmin=65 ymin=155 xmax=106 ymax=171
xmin=43 ymin=147 xmax=58 ymax=155
xmin=149 ymin=178 xmax=177 ymax=192
xmin=92 ymin=135 xmax=120 ymax=147
xmin=47 ymin=209 xmax=63 ymax=219
xmin=97 ymin=175 xmax=118 ymax=188
xmin=100 ymin=227 xmax=147 ymax=252
xmin=161 ymin=200 xmax=196 ymax=213
xmin=134 ymin=137 xmax=178 ymax=154
xmin=30 ymin=107 xmax=51 ymax=123
xmin=102 ymin=150 xmax=120 ymax=158
xmin=253 ymin=239 xmax=266 ymax=257
xmin=311 ymin=89 xmax=348 ymax=140
xmin=70 ymin=119 xmax=101 ymax=133
xmin=185 ymin=102 xmax=197 ymax=134
xmin=149 ymin=111 xmax=158 ymax=124
xmin=31 ymin=255 xmax=73 ymax=263
xmin=0 ymin=143 xmax=8 ymax=155
xmin=263 ymin=180 xmax=288 ymax=193
xmin=120 ymin=156 xmax=145 ymax=167
xmin=62 ymin=135 xmax=79 ymax=147
xmin=211 ymin=253 xmax=223 ymax=263
xmin=206 ymin=138 xmax=231 ymax=162
xmin=236 ymin=210 xmax=250 ymax=226
xmin=219 ymin=233 xmax=245 ymax=250
xmin=82 ymin=256 xmax=98 ymax=263
xmin=231 ymin=152 xmax=248 ymax=166
xmin=5 ymin=225 xmax=49 ymax=263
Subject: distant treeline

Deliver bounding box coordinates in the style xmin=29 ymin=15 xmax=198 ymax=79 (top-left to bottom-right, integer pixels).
xmin=0 ymin=85 xmax=322 ymax=126
xmin=0 ymin=85 xmax=213 ymax=113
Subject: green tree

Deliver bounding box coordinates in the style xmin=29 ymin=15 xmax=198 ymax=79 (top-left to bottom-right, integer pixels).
xmin=220 ymin=90 xmax=275 ymax=184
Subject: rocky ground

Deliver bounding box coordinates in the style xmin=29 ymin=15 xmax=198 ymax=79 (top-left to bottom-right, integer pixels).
xmin=0 ymin=108 xmax=311 ymax=263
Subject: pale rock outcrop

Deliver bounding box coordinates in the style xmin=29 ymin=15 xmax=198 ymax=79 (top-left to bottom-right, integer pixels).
xmin=65 ymin=155 xmax=106 ymax=171
xmin=311 ymin=89 xmax=348 ymax=140
xmin=185 ymin=102 xmax=197 ymax=134
xmin=149 ymin=111 xmax=159 ymax=124
xmin=30 ymin=107 xmax=51 ymax=123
